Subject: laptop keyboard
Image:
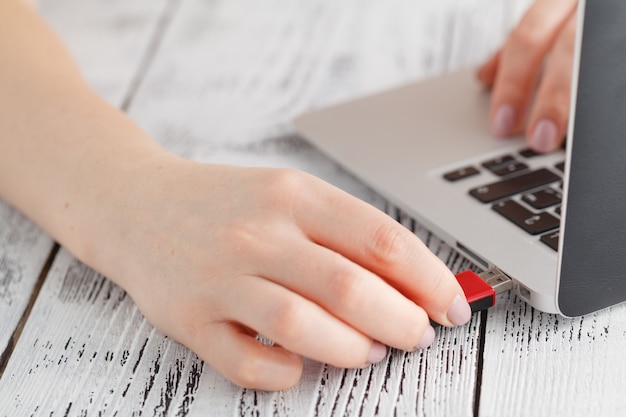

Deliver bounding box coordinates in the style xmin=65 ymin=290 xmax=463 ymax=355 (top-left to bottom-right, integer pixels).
xmin=443 ymin=148 xmax=564 ymax=251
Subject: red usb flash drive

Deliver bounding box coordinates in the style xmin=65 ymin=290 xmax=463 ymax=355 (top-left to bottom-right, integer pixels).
xmin=454 ymin=268 xmax=513 ymax=313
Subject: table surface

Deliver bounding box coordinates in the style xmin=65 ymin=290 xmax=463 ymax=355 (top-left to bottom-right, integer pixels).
xmin=2 ymin=1 xmax=626 ymax=416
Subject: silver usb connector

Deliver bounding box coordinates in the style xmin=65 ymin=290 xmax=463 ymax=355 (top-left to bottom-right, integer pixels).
xmin=478 ymin=267 xmax=514 ymax=294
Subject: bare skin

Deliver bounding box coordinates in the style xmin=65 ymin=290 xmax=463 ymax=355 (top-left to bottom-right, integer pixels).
xmin=0 ymin=0 xmax=471 ymax=390
xmin=0 ymin=0 xmax=576 ymax=390
xmin=478 ymin=0 xmax=577 ymax=153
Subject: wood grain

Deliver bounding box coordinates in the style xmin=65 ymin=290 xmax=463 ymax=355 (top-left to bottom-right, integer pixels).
xmin=0 ymin=204 xmax=53 ymax=374
xmin=22 ymin=1 xmax=626 ymax=417
xmin=1 ymin=249 xmax=205 ymax=415
xmin=39 ymin=0 xmax=170 ymax=107
xmin=1 ymin=0 xmax=171 ymax=371
xmin=0 ymin=222 xmax=482 ymax=416
xmin=480 ymin=291 xmax=626 ymax=416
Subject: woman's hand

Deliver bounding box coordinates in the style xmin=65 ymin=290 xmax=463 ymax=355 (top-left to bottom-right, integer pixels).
xmin=478 ymin=0 xmax=578 ymax=153
xmin=0 ymin=0 xmax=471 ymax=392
xmin=103 ymin=155 xmax=471 ymax=391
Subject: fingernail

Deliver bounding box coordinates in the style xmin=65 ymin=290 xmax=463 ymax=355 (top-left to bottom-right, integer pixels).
xmin=447 ymin=294 xmax=472 ymax=326
xmin=416 ymin=325 xmax=436 ymax=349
xmin=367 ymin=341 xmax=387 ymax=365
xmin=532 ymin=119 xmax=559 ymax=153
xmin=492 ymin=104 xmax=516 ymax=137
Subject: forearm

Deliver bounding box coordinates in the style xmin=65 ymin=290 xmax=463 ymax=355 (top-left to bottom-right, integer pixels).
xmin=0 ymin=0 xmax=167 ymax=277
xmin=0 ymin=0 xmax=475 ymax=391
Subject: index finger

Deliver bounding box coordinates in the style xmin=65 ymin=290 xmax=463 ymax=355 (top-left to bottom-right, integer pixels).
xmin=526 ymin=11 xmax=577 ymax=152
xmin=490 ymin=0 xmax=577 ymax=137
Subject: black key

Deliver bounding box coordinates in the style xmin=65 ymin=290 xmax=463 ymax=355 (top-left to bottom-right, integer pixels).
xmin=469 ymin=168 xmax=561 ymax=203
xmin=555 ymin=161 xmax=565 ymax=172
xmin=482 ymin=155 xmax=515 ymax=169
xmin=519 ymin=148 xmax=541 ymax=158
xmin=555 ymin=205 xmax=562 ymax=216
xmin=522 ymin=188 xmax=562 ymax=209
xmin=492 ymin=199 xmax=560 ymax=235
xmin=540 ymin=230 xmax=560 ymax=251
xmin=490 ymin=161 xmax=529 ymax=177
xmin=443 ymin=166 xmax=480 ymax=182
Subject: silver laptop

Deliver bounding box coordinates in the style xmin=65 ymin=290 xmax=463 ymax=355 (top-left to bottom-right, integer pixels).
xmin=294 ymin=0 xmax=626 ymax=317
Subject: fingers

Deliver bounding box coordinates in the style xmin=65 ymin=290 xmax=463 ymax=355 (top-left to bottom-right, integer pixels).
xmin=526 ymin=11 xmax=577 ymax=152
xmin=182 ymin=168 xmax=475 ymax=391
xmin=477 ymin=49 xmax=501 ymax=89
xmin=488 ymin=0 xmax=577 ymax=138
xmin=255 ymin=236 xmax=435 ymax=352
xmin=293 ymin=176 xmax=471 ymax=327
xmin=221 ymin=275 xmax=385 ymax=370
xmin=196 ymin=322 xmax=304 ymax=391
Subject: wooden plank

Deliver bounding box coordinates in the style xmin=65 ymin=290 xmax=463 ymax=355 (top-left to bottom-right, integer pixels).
xmin=225 ymin=213 xmax=485 ymax=417
xmin=127 ymin=0 xmax=530 ymax=166
xmin=0 ymin=0 xmax=169 ymax=389
xmin=0 ymin=0 xmax=172 ymax=361
xmin=0 ymin=231 xmax=482 ymax=416
xmin=0 ymin=204 xmax=53 ymax=372
xmin=479 ymin=292 xmax=626 ymax=417
xmin=0 ymin=249 xmax=206 ymax=415
xmin=1 ymin=0 xmax=536 ymax=415
xmin=39 ymin=0 xmax=170 ymax=107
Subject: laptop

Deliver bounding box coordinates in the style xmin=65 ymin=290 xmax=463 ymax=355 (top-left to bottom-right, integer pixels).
xmin=293 ymin=0 xmax=626 ymax=317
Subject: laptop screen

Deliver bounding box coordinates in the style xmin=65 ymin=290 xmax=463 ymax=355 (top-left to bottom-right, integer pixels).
xmin=558 ymin=0 xmax=626 ymax=315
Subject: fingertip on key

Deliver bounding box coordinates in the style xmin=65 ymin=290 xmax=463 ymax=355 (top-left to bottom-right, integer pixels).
xmin=531 ymin=119 xmax=559 ymax=153
xmin=492 ymin=104 xmax=516 ymax=137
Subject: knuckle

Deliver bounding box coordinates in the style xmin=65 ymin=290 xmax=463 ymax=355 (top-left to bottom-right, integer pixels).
xmin=230 ymin=354 xmax=266 ymax=388
xmin=536 ymin=78 xmax=571 ymax=123
xmin=405 ymin=311 xmax=430 ymax=348
xmin=541 ymin=84 xmax=571 ymax=112
xmin=217 ymin=218 xmax=280 ymax=262
xmin=217 ymin=222 xmax=259 ymax=254
xmin=508 ymin=21 xmax=544 ymax=56
xmin=366 ymin=221 xmax=410 ymax=268
xmin=423 ymin=266 xmax=453 ymax=302
xmin=266 ymin=298 xmax=304 ymax=342
xmin=556 ymin=19 xmax=578 ymax=56
xmin=263 ymin=168 xmax=310 ymax=206
xmin=426 ymin=263 xmax=447 ymax=291
xmin=327 ymin=265 xmax=366 ymax=312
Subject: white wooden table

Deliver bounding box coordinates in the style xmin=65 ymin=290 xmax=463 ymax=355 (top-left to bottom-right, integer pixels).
xmin=2 ymin=1 xmax=626 ymax=416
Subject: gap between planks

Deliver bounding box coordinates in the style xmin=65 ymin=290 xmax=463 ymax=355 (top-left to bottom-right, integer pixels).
xmin=473 ymin=309 xmax=489 ymax=417
xmin=0 ymin=243 xmax=60 ymax=378
xmin=0 ymin=0 xmax=179 ymax=381
xmin=119 ymin=0 xmax=183 ymax=112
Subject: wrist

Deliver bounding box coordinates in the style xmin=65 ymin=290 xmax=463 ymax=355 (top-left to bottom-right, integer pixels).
xmin=69 ymin=132 xmax=178 ymax=291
